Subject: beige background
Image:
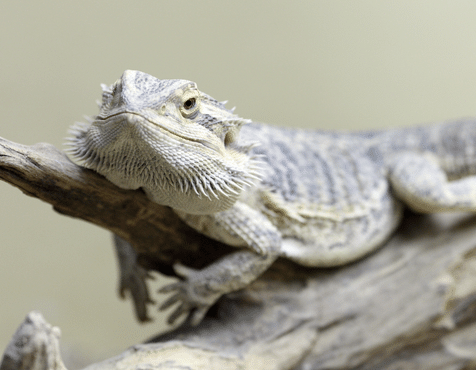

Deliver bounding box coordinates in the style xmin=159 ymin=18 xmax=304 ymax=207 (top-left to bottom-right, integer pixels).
xmin=2 ymin=1 xmax=476 ymax=367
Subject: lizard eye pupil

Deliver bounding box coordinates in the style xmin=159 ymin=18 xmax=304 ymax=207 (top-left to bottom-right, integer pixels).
xmin=184 ymin=98 xmax=196 ymax=110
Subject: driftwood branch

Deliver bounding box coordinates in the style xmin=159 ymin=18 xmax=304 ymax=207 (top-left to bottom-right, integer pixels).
xmin=1 ymin=136 xmax=476 ymax=369
xmin=0 ymin=137 xmax=233 ymax=274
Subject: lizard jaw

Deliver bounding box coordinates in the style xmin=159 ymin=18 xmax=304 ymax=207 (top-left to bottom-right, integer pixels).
xmin=68 ymin=115 xmax=260 ymax=214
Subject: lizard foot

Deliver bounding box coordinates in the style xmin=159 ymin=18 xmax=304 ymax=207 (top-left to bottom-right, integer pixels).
xmin=113 ymin=234 xmax=155 ymax=322
xmin=118 ymin=263 xmax=156 ymax=322
xmin=158 ymin=262 xmax=223 ymax=326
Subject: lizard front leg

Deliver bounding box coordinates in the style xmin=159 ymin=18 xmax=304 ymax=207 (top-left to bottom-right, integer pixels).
xmin=159 ymin=202 xmax=281 ymax=325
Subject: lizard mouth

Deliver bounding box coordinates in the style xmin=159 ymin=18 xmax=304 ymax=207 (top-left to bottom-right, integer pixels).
xmin=97 ymin=111 xmax=223 ymax=153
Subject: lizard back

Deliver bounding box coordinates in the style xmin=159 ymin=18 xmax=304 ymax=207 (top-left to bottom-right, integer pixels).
xmin=240 ymin=123 xmax=403 ymax=266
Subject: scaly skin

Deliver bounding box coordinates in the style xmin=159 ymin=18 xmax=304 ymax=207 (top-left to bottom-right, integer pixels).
xmin=69 ymin=70 xmax=476 ymax=325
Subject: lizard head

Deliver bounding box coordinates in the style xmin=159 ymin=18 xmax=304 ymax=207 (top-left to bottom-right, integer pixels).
xmin=68 ymin=70 xmax=260 ymax=214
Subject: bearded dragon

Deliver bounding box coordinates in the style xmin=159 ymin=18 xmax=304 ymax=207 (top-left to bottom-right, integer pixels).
xmin=68 ymin=70 xmax=476 ymax=325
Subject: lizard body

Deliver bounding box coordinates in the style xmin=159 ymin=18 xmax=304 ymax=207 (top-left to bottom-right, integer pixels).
xmin=69 ymin=70 xmax=476 ymax=325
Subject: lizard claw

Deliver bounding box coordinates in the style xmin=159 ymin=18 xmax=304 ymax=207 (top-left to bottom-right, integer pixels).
xmin=158 ymin=262 xmax=223 ymax=326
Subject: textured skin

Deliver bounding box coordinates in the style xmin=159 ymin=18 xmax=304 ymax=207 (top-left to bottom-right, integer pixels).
xmin=69 ymin=70 xmax=476 ymax=325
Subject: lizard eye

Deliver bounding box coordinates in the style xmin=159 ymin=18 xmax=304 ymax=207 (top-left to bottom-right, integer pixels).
xmin=183 ymin=98 xmax=196 ymax=110
xmin=180 ymin=90 xmax=201 ymax=118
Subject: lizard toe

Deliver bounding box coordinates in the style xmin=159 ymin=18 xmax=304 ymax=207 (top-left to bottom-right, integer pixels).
xmin=159 ymin=293 xmax=181 ymax=311
xmin=190 ymin=307 xmax=209 ymax=326
xmin=173 ymin=262 xmax=198 ymax=278
xmin=167 ymin=303 xmax=190 ymax=325
xmin=158 ymin=282 xmax=182 ymax=294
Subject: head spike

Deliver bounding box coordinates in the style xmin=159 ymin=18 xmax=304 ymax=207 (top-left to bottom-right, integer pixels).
xmin=101 ymin=83 xmax=111 ymax=92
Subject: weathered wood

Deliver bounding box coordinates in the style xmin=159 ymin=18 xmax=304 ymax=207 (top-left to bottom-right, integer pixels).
xmin=0 ymin=137 xmax=234 ymax=275
xmin=1 ymin=137 xmax=476 ymax=369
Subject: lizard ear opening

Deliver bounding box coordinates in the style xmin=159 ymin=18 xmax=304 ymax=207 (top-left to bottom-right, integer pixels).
xmin=224 ymin=130 xmax=238 ymax=146
xmin=223 ymin=118 xmax=251 ymax=147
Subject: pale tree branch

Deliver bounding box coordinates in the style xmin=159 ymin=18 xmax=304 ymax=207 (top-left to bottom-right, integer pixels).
xmin=0 ymin=137 xmax=233 ymax=274
xmin=1 ymin=136 xmax=476 ymax=370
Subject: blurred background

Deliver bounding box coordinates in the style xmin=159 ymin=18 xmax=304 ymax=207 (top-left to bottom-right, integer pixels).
xmin=2 ymin=1 xmax=476 ymax=368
